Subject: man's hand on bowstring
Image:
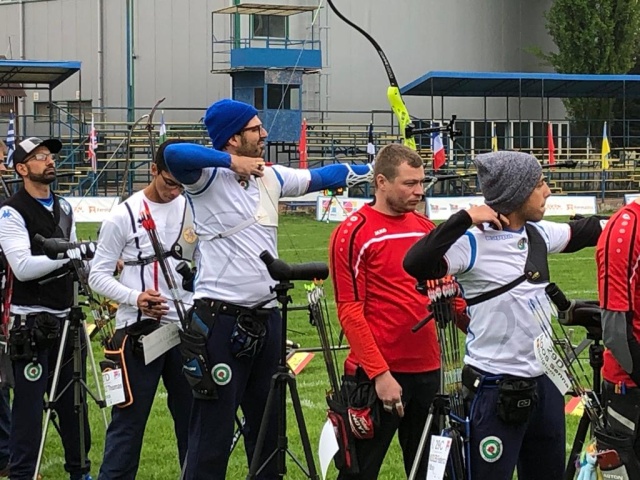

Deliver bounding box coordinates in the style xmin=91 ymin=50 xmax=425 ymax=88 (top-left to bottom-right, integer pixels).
xmin=466 ymin=204 xmax=509 ymax=231
xmin=230 ymin=155 xmax=265 ymax=178
xmin=137 ymin=289 xmax=169 ymax=319
xmin=374 ymin=371 xmax=404 ymax=418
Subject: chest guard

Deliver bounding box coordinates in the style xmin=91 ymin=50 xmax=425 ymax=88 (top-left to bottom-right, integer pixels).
xmin=255 ymin=167 xmax=281 ymax=228
xmin=199 ymin=168 xmax=282 ymax=241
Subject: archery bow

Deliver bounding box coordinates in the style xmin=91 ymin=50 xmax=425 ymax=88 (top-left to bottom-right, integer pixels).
xmin=326 ymin=0 xmax=415 ymax=150
xmin=146 ymin=97 xmax=166 ymax=165
xmin=410 ymin=276 xmax=468 ymax=480
xmin=119 ymin=97 xmax=166 ymax=200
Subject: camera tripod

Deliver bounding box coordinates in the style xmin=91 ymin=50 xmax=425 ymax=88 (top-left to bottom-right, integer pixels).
xmin=408 ymin=370 xmax=469 ymax=480
xmin=564 ymin=330 xmax=604 ymax=480
xmin=33 ymin=285 xmax=107 ymax=480
xmin=319 ymin=191 xmax=350 ymax=223
xmin=246 ymin=279 xmax=319 ymax=480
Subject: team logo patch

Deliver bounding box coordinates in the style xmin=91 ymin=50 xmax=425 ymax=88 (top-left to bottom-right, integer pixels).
xmin=60 ymin=199 xmax=71 ymax=215
xmin=212 ymin=363 xmax=232 ymax=386
xmin=479 ymin=436 xmax=503 ymax=463
xmin=236 ymin=176 xmax=250 ymax=190
xmin=182 ymin=227 xmax=197 ymax=244
xmin=517 ymin=238 xmax=527 ymax=250
xmin=24 ymin=362 xmax=42 ymax=382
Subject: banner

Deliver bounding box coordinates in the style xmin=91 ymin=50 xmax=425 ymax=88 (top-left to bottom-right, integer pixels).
xmin=315 ymin=196 xmax=368 ymax=222
xmin=64 ymin=196 xmax=120 ymax=223
xmin=425 ymin=195 xmax=597 ymax=220
xmin=625 ymin=194 xmax=639 ymax=204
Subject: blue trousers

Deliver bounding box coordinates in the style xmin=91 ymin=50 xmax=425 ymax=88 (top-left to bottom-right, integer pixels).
xmin=184 ymin=309 xmax=281 ymax=480
xmin=10 ymin=321 xmax=91 ymax=480
xmin=98 ymin=340 xmax=191 ymax=480
xmin=468 ymin=373 xmax=565 ymax=480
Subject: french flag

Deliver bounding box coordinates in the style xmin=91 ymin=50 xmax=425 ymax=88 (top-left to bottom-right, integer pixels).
xmin=431 ymin=126 xmax=445 ymax=171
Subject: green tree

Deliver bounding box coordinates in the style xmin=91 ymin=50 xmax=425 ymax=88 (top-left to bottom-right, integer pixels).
xmin=537 ymin=0 xmax=640 ymax=148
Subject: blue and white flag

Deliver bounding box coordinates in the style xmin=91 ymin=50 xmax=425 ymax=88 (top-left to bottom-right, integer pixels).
xmin=5 ymin=110 xmax=15 ymax=168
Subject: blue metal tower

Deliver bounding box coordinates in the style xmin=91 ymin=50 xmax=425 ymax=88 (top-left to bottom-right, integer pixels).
xmin=211 ymin=3 xmax=322 ymax=144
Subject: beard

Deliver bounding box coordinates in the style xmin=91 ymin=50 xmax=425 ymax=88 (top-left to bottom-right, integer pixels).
xmin=385 ymin=195 xmax=419 ymax=214
xmin=236 ymin=135 xmax=265 ymax=158
xmin=27 ymin=168 xmax=56 ymax=185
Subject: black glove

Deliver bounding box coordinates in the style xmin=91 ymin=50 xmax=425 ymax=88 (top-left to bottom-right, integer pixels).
xmin=179 ymin=329 xmax=217 ymax=400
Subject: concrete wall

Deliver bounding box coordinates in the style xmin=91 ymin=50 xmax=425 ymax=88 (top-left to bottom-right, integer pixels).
xmin=0 ymin=0 xmax=562 ymax=126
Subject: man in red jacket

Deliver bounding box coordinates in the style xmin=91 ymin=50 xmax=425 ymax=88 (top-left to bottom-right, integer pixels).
xmin=597 ymin=198 xmax=640 ymax=471
xmin=329 ymin=143 xmax=441 ymax=479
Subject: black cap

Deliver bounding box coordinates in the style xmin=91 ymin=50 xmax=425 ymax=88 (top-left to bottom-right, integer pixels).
xmin=12 ymin=137 xmax=62 ymax=165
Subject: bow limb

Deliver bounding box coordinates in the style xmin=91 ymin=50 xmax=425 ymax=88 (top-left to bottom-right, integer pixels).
xmin=119 ymin=113 xmax=149 ymax=199
xmin=145 ymin=97 xmax=166 ymax=162
xmin=326 ymin=0 xmax=416 ymax=150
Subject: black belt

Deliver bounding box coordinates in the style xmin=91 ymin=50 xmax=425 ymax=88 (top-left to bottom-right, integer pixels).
xmin=461 ymin=365 xmax=505 ymax=392
xmin=462 ymin=364 xmax=539 ymax=393
xmin=195 ymin=298 xmax=274 ymax=319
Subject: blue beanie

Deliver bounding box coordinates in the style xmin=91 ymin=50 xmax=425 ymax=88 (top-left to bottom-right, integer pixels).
xmin=204 ymin=99 xmax=258 ymax=150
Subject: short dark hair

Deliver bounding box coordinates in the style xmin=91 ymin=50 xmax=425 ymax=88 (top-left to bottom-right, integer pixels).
xmin=373 ymin=143 xmax=424 ymax=182
xmin=155 ymin=139 xmax=185 ymax=173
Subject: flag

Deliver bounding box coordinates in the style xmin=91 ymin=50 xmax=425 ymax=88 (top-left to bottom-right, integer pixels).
xmin=491 ymin=125 xmax=498 ymax=152
xmin=5 ymin=110 xmax=14 ymax=168
xmin=298 ymin=118 xmax=308 ymax=169
xmin=88 ymin=114 xmax=98 ymax=173
xmin=431 ymin=125 xmax=446 ymax=171
xmin=366 ymin=122 xmax=375 ymax=162
xmin=602 ymin=121 xmax=610 ymax=170
xmin=547 ymin=122 xmax=555 ymax=165
xmin=158 ymin=110 xmax=167 ymax=144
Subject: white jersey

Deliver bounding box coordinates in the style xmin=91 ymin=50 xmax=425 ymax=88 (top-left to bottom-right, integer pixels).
xmin=185 ymin=165 xmax=310 ymax=307
xmin=0 ymin=201 xmax=76 ymax=317
xmin=444 ymin=220 xmax=571 ymax=377
xmin=88 ymin=190 xmax=193 ymax=329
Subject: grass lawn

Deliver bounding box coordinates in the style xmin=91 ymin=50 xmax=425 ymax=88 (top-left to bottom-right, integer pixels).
xmin=35 ymin=215 xmax=598 ymax=479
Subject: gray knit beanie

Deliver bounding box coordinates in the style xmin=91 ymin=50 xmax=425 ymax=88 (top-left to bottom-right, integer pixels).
xmin=475 ymin=151 xmax=542 ymax=215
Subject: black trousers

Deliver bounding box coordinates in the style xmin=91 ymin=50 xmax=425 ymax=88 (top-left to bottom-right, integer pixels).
xmin=337 ymin=369 xmax=440 ymax=480
xmin=603 ymin=380 xmax=640 ymax=460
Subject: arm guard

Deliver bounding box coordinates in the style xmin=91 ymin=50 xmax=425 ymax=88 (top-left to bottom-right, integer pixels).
xmin=165 ymin=144 xmax=232 ymax=185
xmin=602 ymin=309 xmax=640 ymax=386
xmin=308 ymin=164 xmax=373 ymax=192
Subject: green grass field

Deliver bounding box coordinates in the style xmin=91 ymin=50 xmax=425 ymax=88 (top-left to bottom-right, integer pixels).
xmin=35 ymin=215 xmax=598 ymax=479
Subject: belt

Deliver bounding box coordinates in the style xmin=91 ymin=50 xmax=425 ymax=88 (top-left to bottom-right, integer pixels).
xmin=195 ymin=298 xmax=274 ymax=319
xmin=461 ymin=365 xmax=504 ymax=392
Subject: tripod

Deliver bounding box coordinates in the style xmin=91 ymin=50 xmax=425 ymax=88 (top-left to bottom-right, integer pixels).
xmin=34 ymin=286 xmax=107 ymax=480
xmin=564 ymin=331 xmax=604 ymax=480
xmin=246 ymin=279 xmax=319 ymax=480
xmin=319 ymin=192 xmax=350 ymax=223
xmin=409 ymin=370 xmax=468 ymax=480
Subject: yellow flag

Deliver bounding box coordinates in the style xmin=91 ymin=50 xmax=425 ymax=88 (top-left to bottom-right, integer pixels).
xmin=602 ymin=122 xmax=610 ymax=170
xmin=491 ymin=125 xmax=498 ymax=152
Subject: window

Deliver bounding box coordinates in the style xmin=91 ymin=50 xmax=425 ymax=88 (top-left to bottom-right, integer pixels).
xmin=266 ymin=84 xmax=299 ymax=110
xmin=252 ymin=14 xmax=286 ymax=38
xmin=0 ymin=103 xmax=13 ymax=115
xmin=254 ymin=87 xmax=264 ymax=110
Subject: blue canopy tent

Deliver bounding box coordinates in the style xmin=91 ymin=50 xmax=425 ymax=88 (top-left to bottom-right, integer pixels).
xmin=400 ymin=71 xmax=640 ymax=158
xmin=0 ymin=59 xmax=82 ymax=138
